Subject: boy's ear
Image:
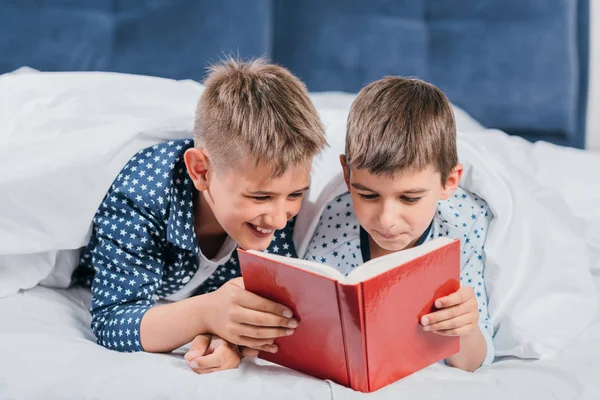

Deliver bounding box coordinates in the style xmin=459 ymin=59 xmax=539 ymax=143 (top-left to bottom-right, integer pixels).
xmin=340 ymin=155 xmax=351 ymax=191
xmin=184 ymin=148 xmax=211 ymax=192
xmin=440 ymin=164 xmax=463 ymax=200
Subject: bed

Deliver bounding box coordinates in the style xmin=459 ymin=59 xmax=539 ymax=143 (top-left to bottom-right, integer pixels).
xmin=1 ymin=1 xmax=599 ymax=399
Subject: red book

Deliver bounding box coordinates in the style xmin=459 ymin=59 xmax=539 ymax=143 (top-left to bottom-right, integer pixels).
xmin=238 ymin=237 xmax=460 ymax=393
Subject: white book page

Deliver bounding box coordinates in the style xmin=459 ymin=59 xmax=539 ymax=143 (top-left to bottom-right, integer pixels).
xmin=245 ymin=236 xmax=455 ymax=285
xmin=343 ymin=237 xmax=455 ymax=285
xmin=245 ymin=250 xmax=345 ymax=281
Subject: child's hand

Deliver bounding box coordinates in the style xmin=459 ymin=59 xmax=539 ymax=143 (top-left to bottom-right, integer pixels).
xmin=205 ymin=277 xmax=297 ymax=350
xmin=185 ymin=334 xmax=241 ymax=374
xmin=237 ymin=346 xmax=269 ymax=358
xmin=420 ymin=286 xmax=479 ymax=336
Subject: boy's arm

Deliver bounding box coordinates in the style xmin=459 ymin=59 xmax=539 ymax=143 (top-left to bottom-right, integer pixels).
xmin=420 ymin=203 xmax=495 ymax=370
xmin=86 ymin=182 xmax=173 ymax=352
xmin=87 ymin=172 xmax=225 ymax=353
xmin=459 ymin=203 xmax=495 ymax=366
xmin=425 ymin=287 xmax=488 ymax=371
xmin=88 ymin=182 xmax=295 ymax=353
xmin=140 ymin=277 xmax=295 ymax=353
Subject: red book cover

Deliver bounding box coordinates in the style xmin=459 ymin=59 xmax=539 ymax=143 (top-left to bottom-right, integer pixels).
xmin=239 ymin=237 xmax=460 ymax=393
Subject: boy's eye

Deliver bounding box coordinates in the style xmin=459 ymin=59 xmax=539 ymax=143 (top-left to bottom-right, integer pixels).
xmin=358 ymin=193 xmax=379 ymax=201
xmin=249 ymin=196 xmax=270 ymax=202
xmin=401 ymin=196 xmax=422 ymax=204
xmin=288 ymin=192 xmax=304 ymax=199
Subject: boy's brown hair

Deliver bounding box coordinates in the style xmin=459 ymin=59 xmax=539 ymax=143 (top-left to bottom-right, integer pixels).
xmin=345 ymin=76 xmax=457 ymax=183
xmin=194 ymin=57 xmax=327 ymax=176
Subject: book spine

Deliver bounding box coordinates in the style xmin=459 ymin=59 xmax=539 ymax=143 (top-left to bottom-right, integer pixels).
xmin=337 ymin=282 xmax=369 ymax=393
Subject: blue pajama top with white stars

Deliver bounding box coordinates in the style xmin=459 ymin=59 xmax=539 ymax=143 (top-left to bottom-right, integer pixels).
xmin=305 ymin=188 xmax=495 ymax=365
xmin=74 ymin=139 xmax=297 ymax=353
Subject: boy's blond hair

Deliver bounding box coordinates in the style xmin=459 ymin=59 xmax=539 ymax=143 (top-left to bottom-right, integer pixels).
xmin=194 ymin=58 xmax=327 ymax=176
xmin=345 ymin=77 xmax=457 ymax=183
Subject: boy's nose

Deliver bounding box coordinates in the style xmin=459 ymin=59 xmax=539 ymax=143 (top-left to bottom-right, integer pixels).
xmin=378 ymin=206 xmax=397 ymax=230
xmin=265 ymin=209 xmax=288 ymax=231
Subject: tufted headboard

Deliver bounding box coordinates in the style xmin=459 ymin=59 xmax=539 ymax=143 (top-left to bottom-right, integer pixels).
xmin=0 ymin=0 xmax=589 ymax=148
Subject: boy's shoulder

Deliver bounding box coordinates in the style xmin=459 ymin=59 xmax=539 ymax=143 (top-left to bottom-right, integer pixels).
xmin=99 ymin=138 xmax=198 ymax=249
xmin=432 ymin=186 xmax=492 ymax=242
xmin=306 ymin=192 xmax=361 ymax=262
xmin=320 ymin=192 xmax=359 ymax=234
xmin=76 ymin=139 xmax=198 ymax=286
xmin=324 ymin=191 xmax=356 ymax=219
xmin=116 ymin=139 xmax=193 ymax=183
xmin=111 ymin=139 xmax=193 ymax=199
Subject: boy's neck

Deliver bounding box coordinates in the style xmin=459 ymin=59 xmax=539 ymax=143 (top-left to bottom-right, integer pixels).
xmin=193 ymin=190 xmax=228 ymax=259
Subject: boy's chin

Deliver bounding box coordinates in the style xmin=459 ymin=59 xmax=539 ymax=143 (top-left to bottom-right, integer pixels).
xmin=237 ymin=238 xmax=272 ymax=252
xmin=373 ymin=238 xmax=412 ymax=253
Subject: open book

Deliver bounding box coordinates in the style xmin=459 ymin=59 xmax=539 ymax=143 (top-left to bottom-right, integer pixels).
xmin=238 ymin=237 xmax=461 ymax=393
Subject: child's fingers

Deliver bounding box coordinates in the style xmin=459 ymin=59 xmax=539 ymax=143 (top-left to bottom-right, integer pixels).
xmin=233 ymin=306 xmax=298 ymax=329
xmin=185 ymin=350 xmax=206 ymax=361
xmin=184 ymin=335 xmax=210 ymax=361
xmin=258 ymin=343 xmax=279 ymax=354
xmin=241 ymin=343 xmax=278 ymax=356
xmin=423 ymin=313 xmax=472 ymax=332
xmin=188 ymin=353 xmax=222 ymax=371
xmin=429 ymin=324 xmax=475 ymax=337
xmin=434 ymin=287 xmax=474 ymax=309
xmin=421 ymin=302 xmax=470 ymax=326
xmin=235 ymin=324 xmax=294 ymax=342
xmin=240 ymin=347 xmax=261 ymax=358
xmin=233 ymin=330 xmax=289 ymax=349
xmin=235 ymin=289 xmax=294 ymax=319
xmin=189 ymin=344 xmax=234 ymax=370
xmin=189 ymin=355 xmax=241 ymax=374
xmin=233 ymin=335 xmax=279 ymax=348
xmin=190 ymin=334 xmax=211 ymax=350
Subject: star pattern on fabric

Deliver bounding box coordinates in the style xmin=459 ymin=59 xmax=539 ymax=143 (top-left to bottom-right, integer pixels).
xmin=305 ymin=187 xmax=494 ymax=348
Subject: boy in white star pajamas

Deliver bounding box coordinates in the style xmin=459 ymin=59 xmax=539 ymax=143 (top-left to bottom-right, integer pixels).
xmin=305 ymin=77 xmax=494 ymax=371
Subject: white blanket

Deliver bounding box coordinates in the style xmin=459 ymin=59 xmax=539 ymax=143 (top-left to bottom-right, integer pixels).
xmin=1 ymin=70 xmax=599 ymax=399
xmin=1 ymin=278 xmax=599 ymax=399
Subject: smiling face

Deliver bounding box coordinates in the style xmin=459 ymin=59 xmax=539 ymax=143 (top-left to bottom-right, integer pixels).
xmin=185 ymin=147 xmax=310 ymax=251
xmin=344 ymin=161 xmax=462 ymax=258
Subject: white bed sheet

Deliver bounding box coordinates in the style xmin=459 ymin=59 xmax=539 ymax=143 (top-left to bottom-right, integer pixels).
xmin=1 ymin=278 xmax=599 ymax=400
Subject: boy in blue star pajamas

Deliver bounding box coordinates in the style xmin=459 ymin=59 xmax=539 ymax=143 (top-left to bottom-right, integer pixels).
xmin=74 ymin=58 xmax=327 ymax=373
xmin=305 ymin=77 xmax=494 ymax=372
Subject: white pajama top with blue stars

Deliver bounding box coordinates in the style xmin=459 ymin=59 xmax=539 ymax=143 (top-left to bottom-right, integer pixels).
xmin=74 ymin=139 xmax=297 ymax=353
xmin=305 ymin=187 xmax=495 ymax=365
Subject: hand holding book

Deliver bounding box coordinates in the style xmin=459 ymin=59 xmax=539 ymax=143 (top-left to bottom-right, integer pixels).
xmin=421 ymin=286 xmax=480 ymax=336
xmin=203 ymin=277 xmax=298 ymax=350
xmin=421 ymin=286 xmax=487 ymax=371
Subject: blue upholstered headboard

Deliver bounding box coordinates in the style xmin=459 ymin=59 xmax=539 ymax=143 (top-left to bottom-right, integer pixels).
xmin=0 ymin=0 xmax=589 ymax=148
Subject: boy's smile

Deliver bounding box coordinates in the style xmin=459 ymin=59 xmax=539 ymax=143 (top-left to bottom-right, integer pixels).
xmin=186 ymin=147 xmax=310 ymax=254
xmin=247 ymin=223 xmax=275 ymax=238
